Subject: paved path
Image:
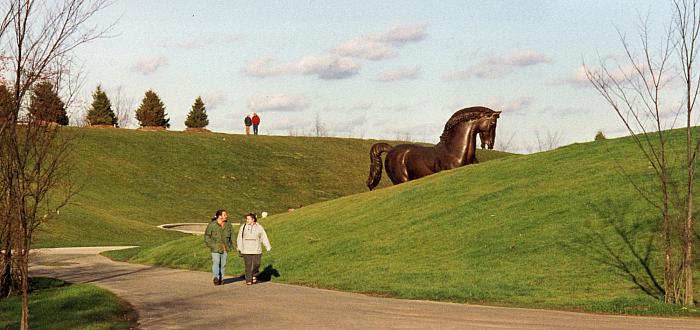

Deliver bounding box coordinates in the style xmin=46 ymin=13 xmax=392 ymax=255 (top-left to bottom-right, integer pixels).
xmin=30 ymin=247 xmax=700 ymax=329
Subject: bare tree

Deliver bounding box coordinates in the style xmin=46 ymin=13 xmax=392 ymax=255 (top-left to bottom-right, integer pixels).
xmin=585 ymin=0 xmax=699 ymax=305
xmin=494 ymin=129 xmax=518 ymax=152
xmin=534 ymin=130 xmax=563 ymax=152
xmin=0 ymin=1 xmax=111 ymax=328
xmin=314 ymin=112 xmax=327 ymax=137
xmin=111 ymin=85 xmax=134 ymax=128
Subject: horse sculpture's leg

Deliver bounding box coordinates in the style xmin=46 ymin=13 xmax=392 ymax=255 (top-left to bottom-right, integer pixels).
xmin=385 ymin=148 xmax=410 ymax=184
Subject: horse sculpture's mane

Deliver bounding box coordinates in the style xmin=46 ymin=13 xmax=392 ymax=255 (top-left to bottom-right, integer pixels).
xmin=438 ymin=106 xmax=495 ymax=143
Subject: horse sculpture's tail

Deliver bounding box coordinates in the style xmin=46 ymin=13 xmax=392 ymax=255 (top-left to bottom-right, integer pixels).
xmin=367 ymin=142 xmax=391 ymax=191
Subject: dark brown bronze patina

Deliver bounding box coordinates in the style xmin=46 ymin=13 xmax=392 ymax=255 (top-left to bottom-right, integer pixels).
xmin=366 ymin=106 xmax=501 ymax=190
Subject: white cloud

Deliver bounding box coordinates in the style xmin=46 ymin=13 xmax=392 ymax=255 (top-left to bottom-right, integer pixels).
xmin=332 ymin=38 xmax=396 ymax=60
xmin=247 ymin=94 xmax=310 ymax=112
xmin=296 ymin=54 xmax=361 ymax=79
xmin=374 ymin=66 xmax=421 ymax=82
xmin=331 ymin=23 xmax=428 ymax=60
xmin=482 ymin=96 xmax=533 ymax=113
xmin=443 ymin=49 xmax=551 ymax=81
xmin=244 ymin=54 xmax=360 ymax=80
xmin=487 ymin=49 xmax=552 ymax=66
xmin=566 ymin=62 xmax=651 ymax=89
xmin=244 ymin=23 xmax=427 ymax=81
xmin=564 ymin=66 xmax=591 ymax=88
xmin=201 ymin=91 xmax=227 ymax=110
xmin=132 ymin=56 xmax=168 ymax=75
xmin=377 ymin=23 xmax=428 ymax=45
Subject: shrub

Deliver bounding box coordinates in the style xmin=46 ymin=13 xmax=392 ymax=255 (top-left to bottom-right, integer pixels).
xmin=595 ymin=130 xmax=606 ymax=141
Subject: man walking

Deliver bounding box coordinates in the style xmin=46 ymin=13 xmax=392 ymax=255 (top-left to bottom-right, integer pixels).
xmin=244 ymin=115 xmax=252 ymax=135
xmin=252 ymin=113 xmax=260 ymax=135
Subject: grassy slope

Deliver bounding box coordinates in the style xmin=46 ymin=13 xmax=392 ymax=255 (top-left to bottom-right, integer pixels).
xmin=37 ymin=127 xmax=508 ymax=247
xmin=109 ymin=128 xmax=700 ymax=316
xmin=0 ymin=278 xmax=134 ymax=329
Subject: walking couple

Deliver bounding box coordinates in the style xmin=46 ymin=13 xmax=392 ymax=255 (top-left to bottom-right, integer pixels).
xmin=244 ymin=113 xmax=260 ymax=135
xmin=205 ymin=210 xmax=271 ymax=286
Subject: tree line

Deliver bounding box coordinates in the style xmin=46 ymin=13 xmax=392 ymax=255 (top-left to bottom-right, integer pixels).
xmin=0 ymin=82 xmax=210 ymax=130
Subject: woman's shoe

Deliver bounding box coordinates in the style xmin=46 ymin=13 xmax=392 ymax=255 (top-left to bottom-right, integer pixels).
xmin=252 ymin=277 xmax=257 ymax=284
xmin=246 ymin=282 xmax=253 ymax=285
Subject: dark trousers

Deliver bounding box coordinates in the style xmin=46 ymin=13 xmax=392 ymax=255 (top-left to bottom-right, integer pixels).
xmin=242 ymin=254 xmax=261 ymax=282
xmin=253 ymin=124 xmax=259 ymax=135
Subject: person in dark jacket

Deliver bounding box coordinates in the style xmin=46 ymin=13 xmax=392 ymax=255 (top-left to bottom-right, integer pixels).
xmin=204 ymin=209 xmax=234 ymax=285
xmin=244 ymin=115 xmax=252 ymax=135
xmin=251 ymin=113 xmax=260 ymax=135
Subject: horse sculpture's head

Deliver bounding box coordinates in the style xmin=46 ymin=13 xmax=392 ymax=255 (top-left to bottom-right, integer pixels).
xmin=438 ymin=106 xmax=501 ymax=153
xmin=478 ymin=112 xmax=499 ymax=149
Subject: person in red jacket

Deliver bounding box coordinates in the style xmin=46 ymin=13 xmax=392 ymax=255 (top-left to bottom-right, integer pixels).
xmin=251 ymin=113 xmax=260 ymax=135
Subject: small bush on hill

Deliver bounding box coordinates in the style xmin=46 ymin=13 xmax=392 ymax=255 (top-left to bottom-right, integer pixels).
xmin=595 ymin=130 xmax=606 ymax=140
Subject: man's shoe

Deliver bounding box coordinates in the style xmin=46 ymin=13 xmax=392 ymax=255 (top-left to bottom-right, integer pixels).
xmin=213 ymin=278 xmax=220 ymax=285
xmin=218 ymin=278 xmax=224 ymax=285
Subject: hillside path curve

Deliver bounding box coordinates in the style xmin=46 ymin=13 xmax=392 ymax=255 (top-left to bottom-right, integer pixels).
xmin=29 ymin=247 xmax=700 ymax=329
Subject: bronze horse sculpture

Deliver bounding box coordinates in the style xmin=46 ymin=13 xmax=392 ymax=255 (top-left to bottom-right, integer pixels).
xmin=366 ymin=106 xmax=501 ymax=190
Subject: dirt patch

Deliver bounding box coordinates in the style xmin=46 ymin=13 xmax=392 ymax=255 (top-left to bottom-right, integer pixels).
xmin=184 ymin=127 xmax=210 ymax=133
xmin=138 ymin=126 xmax=167 ymax=131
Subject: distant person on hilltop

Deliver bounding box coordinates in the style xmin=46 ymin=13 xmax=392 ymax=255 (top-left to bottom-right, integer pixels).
xmin=244 ymin=115 xmax=252 ymax=135
xmin=237 ymin=213 xmax=271 ymax=285
xmin=252 ymin=113 xmax=260 ymax=135
xmin=205 ymin=209 xmax=233 ymax=286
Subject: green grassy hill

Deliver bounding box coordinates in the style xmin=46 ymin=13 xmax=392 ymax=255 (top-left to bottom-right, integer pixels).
xmin=107 ymin=128 xmax=700 ymax=316
xmin=37 ymin=127 xmax=508 ymax=247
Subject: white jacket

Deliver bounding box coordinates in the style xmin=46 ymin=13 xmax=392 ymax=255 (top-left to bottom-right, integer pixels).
xmin=237 ymin=223 xmax=271 ymax=254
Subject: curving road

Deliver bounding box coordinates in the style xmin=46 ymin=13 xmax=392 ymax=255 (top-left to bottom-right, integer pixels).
xmin=29 ymin=247 xmax=700 ymax=329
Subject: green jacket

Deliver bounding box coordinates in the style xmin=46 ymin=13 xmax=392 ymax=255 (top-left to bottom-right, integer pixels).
xmin=204 ymin=221 xmax=234 ymax=253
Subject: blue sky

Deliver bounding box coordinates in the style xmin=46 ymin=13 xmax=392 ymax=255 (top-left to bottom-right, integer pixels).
xmin=73 ymin=0 xmax=672 ymax=152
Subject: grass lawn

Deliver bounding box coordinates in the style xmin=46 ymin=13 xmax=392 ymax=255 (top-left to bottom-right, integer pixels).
xmin=36 ymin=127 xmax=509 ymax=247
xmin=105 ymin=127 xmax=700 ymax=317
xmin=0 ymin=277 xmax=135 ymax=329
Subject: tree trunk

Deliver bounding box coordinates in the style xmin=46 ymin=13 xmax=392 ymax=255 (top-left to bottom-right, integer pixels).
xmin=20 ymin=249 xmax=29 ymax=330
xmin=683 ymin=118 xmax=694 ymax=305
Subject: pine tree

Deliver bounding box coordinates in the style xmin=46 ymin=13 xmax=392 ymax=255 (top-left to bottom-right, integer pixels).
xmin=185 ymin=96 xmax=209 ymax=128
xmin=86 ymin=85 xmax=117 ymax=127
xmin=135 ymin=89 xmax=169 ymax=128
xmin=28 ymin=81 xmax=69 ymax=125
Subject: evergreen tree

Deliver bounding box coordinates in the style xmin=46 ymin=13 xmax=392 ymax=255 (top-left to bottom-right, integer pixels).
xmin=28 ymin=81 xmax=69 ymax=125
xmin=86 ymin=85 xmax=117 ymax=127
xmin=135 ymin=89 xmax=169 ymax=128
xmin=185 ymin=96 xmax=209 ymax=128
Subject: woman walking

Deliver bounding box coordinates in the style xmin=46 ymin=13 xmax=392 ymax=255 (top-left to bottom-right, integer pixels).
xmin=204 ymin=209 xmax=234 ymax=285
xmin=237 ymin=213 xmax=271 ymax=285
